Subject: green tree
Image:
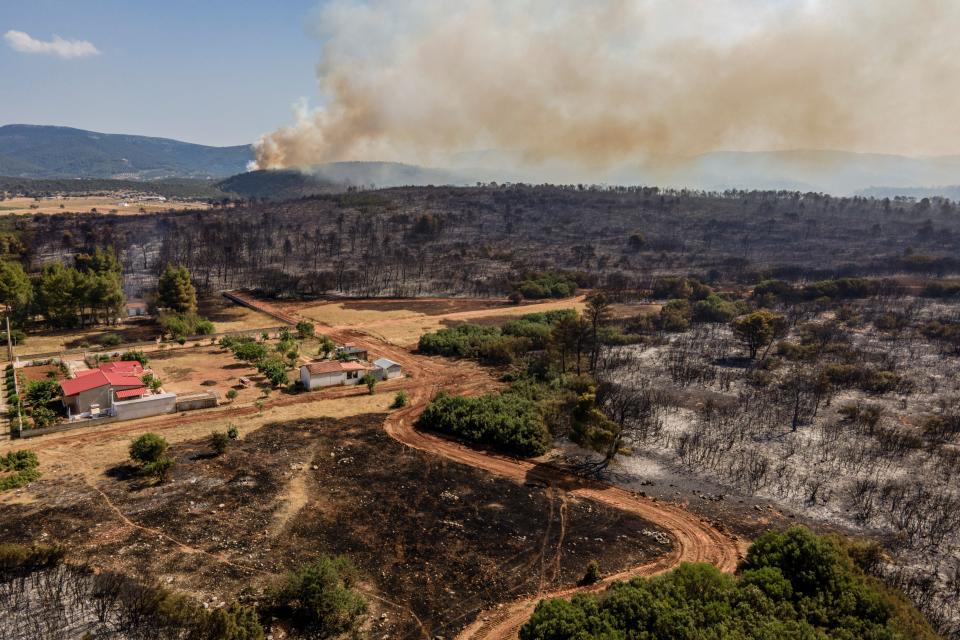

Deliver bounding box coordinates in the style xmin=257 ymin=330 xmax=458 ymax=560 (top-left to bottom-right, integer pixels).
xmin=37 ymin=262 xmax=83 ymax=328
xmin=318 ymin=335 xmax=336 ymax=358
xmin=296 ymin=320 xmax=315 ymax=339
xmin=0 ymin=260 xmax=32 ymax=318
xmin=24 ymin=379 xmax=59 ymax=407
xmin=362 ymin=373 xmax=377 ymax=395
xmin=257 ymin=357 xmax=288 ymax=387
xmin=157 ymin=263 xmax=198 ymax=314
xmin=520 ymin=527 xmax=939 ymax=640
xmin=731 ymin=310 xmax=787 ymax=359
xmin=585 ymin=292 xmax=611 ymax=373
xmin=232 ymin=342 xmax=268 ymax=363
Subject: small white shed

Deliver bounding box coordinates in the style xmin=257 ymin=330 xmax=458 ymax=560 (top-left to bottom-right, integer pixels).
xmin=373 ymin=357 xmax=402 ymax=380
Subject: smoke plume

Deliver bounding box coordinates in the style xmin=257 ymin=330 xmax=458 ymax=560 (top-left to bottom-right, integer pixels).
xmin=255 ymin=0 xmax=960 ymax=173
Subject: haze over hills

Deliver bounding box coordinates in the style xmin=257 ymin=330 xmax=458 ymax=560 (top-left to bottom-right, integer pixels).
xmin=2 ymin=124 xmax=960 ymax=198
xmin=0 ymin=124 xmax=254 ymax=180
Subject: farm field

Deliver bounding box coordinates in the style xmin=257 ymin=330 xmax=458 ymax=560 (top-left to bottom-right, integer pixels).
xmin=0 ymin=195 xmax=208 ymax=216
xmin=285 ymin=296 xmax=589 ymax=347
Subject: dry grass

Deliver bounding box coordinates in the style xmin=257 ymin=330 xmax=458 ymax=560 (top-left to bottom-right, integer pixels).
xmin=6 ymin=392 xmax=395 ymax=485
xmin=300 ymin=297 xmax=587 ymax=346
xmin=0 ymin=196 xmax=208 ymax=217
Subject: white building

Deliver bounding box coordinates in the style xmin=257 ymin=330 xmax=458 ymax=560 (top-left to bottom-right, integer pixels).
xmin=299 ymin=360 xmax=371 ymax=390
xmin=372 ymin=357 xmax=403 ymax=380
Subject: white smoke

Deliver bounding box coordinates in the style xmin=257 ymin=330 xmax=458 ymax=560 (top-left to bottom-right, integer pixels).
xmin=255 ymin=0 xmax=960 ymax=173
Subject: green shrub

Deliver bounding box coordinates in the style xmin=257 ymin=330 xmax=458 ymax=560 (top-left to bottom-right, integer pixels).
xmin=521 ymin=528 xmax=939 ymax=640
xmin=227 ymin=424 xmax=239 ymax=440
xmin=141 ymin=456 xmax=175 ymax=482
xmin=24 ymin=379 xmax=59 ymax=407
xmin=271 ymin=556 xmax=367 ymax=637
xmin=121 ymin=350 xmax=149 ymax=367
xmin=232 ymin=342 xmax=269 ymax=363
xmin=225 ymin=388 xmax=238 ymax=401
xmin=658 ymin=299 xmax=692 ymax=332
xmin=204 ymin=603 xmax=264 ymax=640
xmin=579 ymin=560 xmax=601 ymax=586
xmin=129 ymin=433 xmax=168 ymax=464
xmin=296 ymin=320 xmax=315 ymax=339
xmin=210 ymin=431 xmax=230 ymax=456
xmin=417 ymin=391 xmax=550 ymax=457
xmin=392 ymin=391 xmax=408 ymax=408
xmin=512 ymin=271 xmax=579 ymax=300
xmin=160 ymin=311 xmax=214 ymax=339
xmin=0 ymin=450 xmax=41 ymax=491
xmin=0 ymin=543 xmax=64 ymax=576
xmin=100 ymin=333 xmax=123 ymax=347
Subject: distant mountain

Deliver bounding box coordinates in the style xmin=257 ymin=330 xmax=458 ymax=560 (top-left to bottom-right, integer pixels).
xmin=858 ymin=185 xmax=960 ymax=200
xmin=0 ymin=125 xmax=254 ymax=179
xmin=217 ymin=162 xmax=471 ymax=200
xmin=649 ymin=150 xmax=960 ymax=196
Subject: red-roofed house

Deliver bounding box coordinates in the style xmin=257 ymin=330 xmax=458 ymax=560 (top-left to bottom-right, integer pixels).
xmin=299 ymin=360 xmax=373 ymax=390
xmin=61 ymin=364 xmax=147 ymax=416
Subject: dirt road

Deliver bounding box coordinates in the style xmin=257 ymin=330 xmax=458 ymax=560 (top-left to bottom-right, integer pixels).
xmin=232 ymin=293 xmax=743 ymax=640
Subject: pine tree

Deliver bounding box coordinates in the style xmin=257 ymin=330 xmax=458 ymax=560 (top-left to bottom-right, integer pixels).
xmin=157 ymin=264 xmax=198 ymax=314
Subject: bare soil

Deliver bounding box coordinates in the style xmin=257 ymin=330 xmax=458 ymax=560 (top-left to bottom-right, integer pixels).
xmin=0 ymin=415 xmax=670 ymax=639
xmin=20 ymin=364 xmax=62 ymax=384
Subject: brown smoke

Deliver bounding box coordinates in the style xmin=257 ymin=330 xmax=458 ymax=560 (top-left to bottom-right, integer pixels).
xmin=254 ymin=0 xmax=960 ymax=172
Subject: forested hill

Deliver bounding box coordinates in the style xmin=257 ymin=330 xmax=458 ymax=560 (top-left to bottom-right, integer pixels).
xmin=0 ymin=125 xmax=253 ymax=179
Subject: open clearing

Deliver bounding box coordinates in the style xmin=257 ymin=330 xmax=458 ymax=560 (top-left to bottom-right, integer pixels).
xmin=0 ymin=195 xmax=208 ymax=216
xmin=285 ymin=296 xmax=589 ymax=347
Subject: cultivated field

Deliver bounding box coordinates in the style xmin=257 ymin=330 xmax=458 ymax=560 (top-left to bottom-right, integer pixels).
xmin=285 ymin=296 xmax=589 ymax=347
xmin=0 ymin=195 xmax=208 ymax=217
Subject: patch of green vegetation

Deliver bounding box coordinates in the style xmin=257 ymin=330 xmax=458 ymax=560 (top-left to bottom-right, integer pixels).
xmin=417 ymin=389 xmax=550 ymax=457
xmin=269 ymin=555 xmax=367 ymax=638
xmin=511 ymin=271 xmax=581 ymax=300
xmin=521 ymin=527 xmax=939 ymax=640
xmin=0 ymin=450 xmax=41 ymax=491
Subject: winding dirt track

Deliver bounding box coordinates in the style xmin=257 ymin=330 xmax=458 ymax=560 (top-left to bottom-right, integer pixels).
xmin=231 ymin=293 xmax=743 ymax=640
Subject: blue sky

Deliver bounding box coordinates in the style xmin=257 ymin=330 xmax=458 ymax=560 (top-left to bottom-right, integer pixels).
xmin=1 ymin=0 xmax=325 ymax=146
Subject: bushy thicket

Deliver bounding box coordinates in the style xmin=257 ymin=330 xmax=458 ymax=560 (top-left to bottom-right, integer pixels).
xmin=511 ymin=271 xmax=582 ymax=300
xmin=520 ymin=528 xmax=938 ymax=640
xmin=0 ymin=450 xmax=41 ymax=491
xmin=418 ymin=310 xmax=576 ymax=364
xmin=269 ymin=555 xmax=367 ymax=638
xmin=417 ymin=390 xmax=550 ymax=457
xmin=158 ymin=311 xmax=214 ymax=340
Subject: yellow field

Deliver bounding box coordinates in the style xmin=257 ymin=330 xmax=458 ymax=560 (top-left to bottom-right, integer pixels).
xmin=299 ymin=297 xmax=588 ymax=346
xmin=0 ymin=195 xmax=208 ymax=217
